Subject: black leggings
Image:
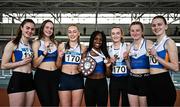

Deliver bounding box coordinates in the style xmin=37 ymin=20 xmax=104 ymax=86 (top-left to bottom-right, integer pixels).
xmin=84 ymin=78 xmax=108 ymax=107
xmin=34 ymin=68 xmax=60 ymax=106
xmin=147 ymin=72 xmax=176 ymax=106
xmin=109 ymin=76 xmax=129 ymax=107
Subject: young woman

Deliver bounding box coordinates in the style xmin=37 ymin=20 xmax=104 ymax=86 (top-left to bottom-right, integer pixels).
xmin=56 ymin=24 xmax=87 ymax=107
xmin=1 ymin=19 xmax=35 ymax=106
xmin=108 ymin=26 xmax=129 ymax=106
xmin=32 ymin=20 xmax=59 ymax=106
xmin=127 ymin=21 xmax=153 ymax=107
xmin=148 ymin=15 xmax=179 ymax=106
xmin=84 ymin=31 xmax=111 ymax=107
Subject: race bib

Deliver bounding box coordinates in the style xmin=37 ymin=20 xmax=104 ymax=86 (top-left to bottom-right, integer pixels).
xmin=149 ymin=56 xmax=159 ymax=65
xmin=112 ymin=65 xmax=127 ymax=74
xmin=65 ymin=54 xmax=81 ymax=63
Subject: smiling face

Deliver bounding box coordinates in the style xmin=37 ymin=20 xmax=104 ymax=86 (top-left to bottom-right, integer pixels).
xmin=93 ymin=33 xmax=103 ymax=49
xmin=111 ymin=27 xmax=123 ymax=43
xmin=21 ymin=22 xmax=35 ymax=38
xmin=151 ymin=18 xmax=168 ymax=37
xmin=43 ymin=22 xmax=54 ymax=38
xmin=130 ymin=24 xmax=144 ymax=40
xmin=67 ymin=25 xmax=80 ymax=42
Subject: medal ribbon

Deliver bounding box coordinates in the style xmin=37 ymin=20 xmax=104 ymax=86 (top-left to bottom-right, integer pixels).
xmin=112 ymin=43 xmax=123 ymax=58
xmin=92 ymin=48 xmax=106 ymax=59
xmin=153 ymin=35 xmax=167 ymax=50
xmin=130 ymin=38 xmax=144 ymax=56
xmin=92 ymin=48 xmax=108 ymax=63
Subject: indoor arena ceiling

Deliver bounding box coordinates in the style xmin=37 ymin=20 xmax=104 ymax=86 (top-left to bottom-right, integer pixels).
xmin=0 ymin=0 xmax=180 ymax=14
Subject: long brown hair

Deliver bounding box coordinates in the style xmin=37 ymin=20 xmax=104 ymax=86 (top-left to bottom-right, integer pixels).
xmin=12 ymin=19 xmax=35 ymax=45
xmin=38 ymin=20 xmax=55 ymax=43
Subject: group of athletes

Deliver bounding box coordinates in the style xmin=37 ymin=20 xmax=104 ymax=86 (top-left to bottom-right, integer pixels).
xmin=1 ymin=15 xmax=179 ymax=107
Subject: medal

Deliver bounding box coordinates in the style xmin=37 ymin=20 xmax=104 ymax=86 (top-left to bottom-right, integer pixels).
xmin=113 ymin=54 xmax=118 ymax=65
xmin=112 ymin=43 xmax=124 ymax=62
xmin=104 ymin=59 xmax=108 ymax=64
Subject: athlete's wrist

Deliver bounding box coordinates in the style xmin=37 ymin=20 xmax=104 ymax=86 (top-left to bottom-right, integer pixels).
xmin=42 ymin=52 xmax=47 ymax=57
xmin=58 ymin=55 xmax=63 ymax=59
xmin=154 ymin=54 xmax=159 ymax=60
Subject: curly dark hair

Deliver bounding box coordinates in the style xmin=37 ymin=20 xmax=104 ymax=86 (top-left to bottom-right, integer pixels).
xmin=88 ymin=31 xmax=110 ymax=58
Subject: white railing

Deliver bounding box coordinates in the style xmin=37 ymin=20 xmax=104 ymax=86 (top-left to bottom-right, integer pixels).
xmin=0 ymin=69 xmax=180 ymax=89
xmin=0 ymin=69 xmax=12 ymax=79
